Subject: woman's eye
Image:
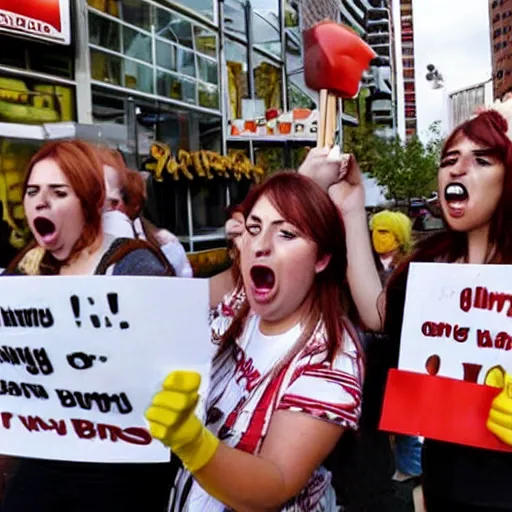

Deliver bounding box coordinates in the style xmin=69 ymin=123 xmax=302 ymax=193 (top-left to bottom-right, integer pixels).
xmin=475 ymin=157 xmax=491 ymax=166
xmin=55 ymin=190 xmax=68 ymax=198
xmin=246 ymin=225 xmax=260 ymax=235
xmin=440 ymin=158 xmax=456 ymax=168
xmin=25 ymin=189 xmax=37 ymax=197
xmin=279 ymin=230 xmax=296 ymax=240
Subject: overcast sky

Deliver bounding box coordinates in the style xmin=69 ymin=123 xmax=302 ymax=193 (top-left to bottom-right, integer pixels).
xmin=413 ymin=0 xmax=492 ymax=140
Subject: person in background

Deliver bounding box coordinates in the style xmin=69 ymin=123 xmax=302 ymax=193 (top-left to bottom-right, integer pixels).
xmin=369 ymin=210 xmax=423 ymax=487
xmin=98 ymin=148 xmax=134 ymax=239
xmin=370 ymin=210 xmax=412 ymax=282
xmin=302 ymin=104 xmax=512 ymax=510
xmin=1 ymin=140 xmax=174 ymax=512
xmin=121 ymin=170 xmax=193 ymax=278
xmin=146 ymin=172 xmax=363 ymax=511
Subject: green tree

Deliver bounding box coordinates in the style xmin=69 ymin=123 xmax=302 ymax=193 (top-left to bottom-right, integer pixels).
xmin=343 ymin=122 xmax=382 ymax=174
xmin=369 ymin=128 xmax=439 ymax=203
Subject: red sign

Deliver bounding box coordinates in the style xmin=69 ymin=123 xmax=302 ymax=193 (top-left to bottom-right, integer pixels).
xmin=380 ymin=369 xmax=512 ymax=453
xmin=0 ymin=0 xmax=71 ymax=45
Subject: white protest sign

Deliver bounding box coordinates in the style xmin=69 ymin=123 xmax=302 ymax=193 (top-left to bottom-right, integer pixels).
xmin=398 ymin=263 xmax=512 ymax=384
xmin=0 ymin=276 xmax=214 ymax=463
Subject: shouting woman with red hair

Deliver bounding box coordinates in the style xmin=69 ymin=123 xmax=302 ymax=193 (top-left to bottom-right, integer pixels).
xmin=302 ymin=105 xmax=512 ymax=510
xmin=1 ymin=140 xmax=175 ymax=511
xmin=145 ymin=172 xmax=364 ymax=511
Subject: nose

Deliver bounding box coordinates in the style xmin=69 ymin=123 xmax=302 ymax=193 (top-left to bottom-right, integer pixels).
xmin=34 ymin=191 xmax=50 ymax=211
xmin=253 ymin=230 xmax=272 ymax=258
xmin=449 ymin=158 xmax=468 ymax=179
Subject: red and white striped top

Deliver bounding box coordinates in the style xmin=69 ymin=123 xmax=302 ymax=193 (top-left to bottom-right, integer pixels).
xmin=170 ymin=288 xmax=363 ymax=512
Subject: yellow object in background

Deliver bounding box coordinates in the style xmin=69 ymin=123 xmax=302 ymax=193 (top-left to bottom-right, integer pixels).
xmin=145 ymin=371 xmax=219 ymax=473
xmin=370 ymin=210 xmax=412 ymax=254
xmin=487 ymin=372 xmax=512 ymax=446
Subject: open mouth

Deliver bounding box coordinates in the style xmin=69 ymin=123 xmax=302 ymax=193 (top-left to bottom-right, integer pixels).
xmin=444 ymin=183 xmax=469 ymax=203
xmin=250 ymin=265 xmax=275 ymax=292
xmin=33 ymin=217 xmax=57 ymax=242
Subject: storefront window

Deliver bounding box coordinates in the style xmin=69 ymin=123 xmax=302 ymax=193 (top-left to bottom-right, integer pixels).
xmin=90 ymin=49 xmax=123 ymax=86
xmin=172 ymin=0 xmax=215 ymax=21
xmin=139 ymin=109 xmax=223 ymax=237
xmin=198 ymin=83 xmax=219 ymax=109
xmin=225 ymin=39 xmax=249 ymax=119
xmin=197 ymin=56 xmax=218 ymax=85
xmin=123 ymin=27 xmax=152 ymax=64
xmin=194 ymin=27 xmax=217 ymax=58
xmin=288 ymin=82 xmax=314 ymax=110
xmin=87 ymin=0 xmax=119 ymax=17
xmin=0 ymin=75 xmax=75 ymax=124
xmin=120 ymin=0 xmax=151 ymax=31
xmin=253 ymin=52 xmax=282 ymax=111
xmin=88 ymin=4 xmax=220 ymax=112
xmin=155 ymin=8 xmax=194 ymax=48
xmin=0 ymin=35 xmax=74 ymax=79
xmin=224 ymin=0 xmax=247 ymax=41
xmin=252 ymin=0 xmax=282 ymax=58
xmin=89 ymin=12 xmax=121 ymax=52
xmin=157 ymin=70 xmax=196 ymax=104
xmin=125 ymin=61 xmax=154 ymax=94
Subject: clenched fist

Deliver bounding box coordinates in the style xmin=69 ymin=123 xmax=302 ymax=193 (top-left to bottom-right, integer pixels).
xmin=145 ymin=371 xmax=219 ymax=472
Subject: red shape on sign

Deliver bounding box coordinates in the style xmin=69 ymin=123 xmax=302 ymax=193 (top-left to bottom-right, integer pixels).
xmin=0 ymin=0 xmax=62 ymax=31
xmin=380 ymin=369 xmax=512 ymax=453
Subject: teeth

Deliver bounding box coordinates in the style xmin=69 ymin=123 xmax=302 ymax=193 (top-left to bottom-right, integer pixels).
xmin=446 ymin=185 xmax=465 ymax=196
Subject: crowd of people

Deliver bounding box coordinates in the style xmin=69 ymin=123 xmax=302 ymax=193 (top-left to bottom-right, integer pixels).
xmin=0 ymin=95 xmax=509 ymax=512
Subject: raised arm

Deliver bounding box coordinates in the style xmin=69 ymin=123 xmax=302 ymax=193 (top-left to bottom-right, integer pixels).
xmin=299 ymin=149 xmax=384 ymax=330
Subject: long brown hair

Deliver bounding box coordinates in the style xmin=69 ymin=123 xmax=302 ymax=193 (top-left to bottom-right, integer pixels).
xmin=217 ymin=172 xmax=354 ymax=363
xmin=23 ymin=140 xmax=106 ymax=262
xmin=385 ymin=110 xmax=512 ymax=341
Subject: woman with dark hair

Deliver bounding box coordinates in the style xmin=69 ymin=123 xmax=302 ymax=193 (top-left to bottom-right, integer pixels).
xmin=1 ymin=140 xmax=175 ymax=512
xmin=302 ymin=105 xmax=512 ymax=510
xmin=145 ymin=172 xmax=364 ymax=511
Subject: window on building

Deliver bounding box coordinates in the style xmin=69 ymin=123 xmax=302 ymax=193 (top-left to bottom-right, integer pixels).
xmin=225 ymin=38 xmax=250 ymax=119
xmin=0 ymin=35 xmax=74 ymax=79
xmin=224 ymin=0 xmax=248 ymax=41
xmin=88 ymin=1 xmax=220 ymax=111
xmin=404 ymin=68 xmax=415 ymax=79
xmin=253 ymin=0 xmax=282 ymax=58
xmin=171 ymin=0 xmax=214 ymax=20
xmin=254 ymin=52 xmax=283 ymax=111
xmin=0 ymin=73 xmax=76 ymax=124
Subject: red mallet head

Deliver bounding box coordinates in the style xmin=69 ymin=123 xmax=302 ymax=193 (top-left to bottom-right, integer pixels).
xmin=304 ymin=21 xmax=377 ymax=98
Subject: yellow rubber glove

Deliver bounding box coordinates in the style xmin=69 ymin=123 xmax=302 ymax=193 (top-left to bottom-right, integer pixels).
xmin=145 ymin=370 xmax=220 ymax=473
xmin=487 ymin=372 xmax=512 ymax=446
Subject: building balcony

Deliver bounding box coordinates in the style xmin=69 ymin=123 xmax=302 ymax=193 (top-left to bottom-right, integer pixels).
xmin=368 ymin=33 xmax=391 ymax=44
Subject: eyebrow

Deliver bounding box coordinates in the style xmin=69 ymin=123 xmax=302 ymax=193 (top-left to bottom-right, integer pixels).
xmin=247 ymin=214 xmax=285 ymax=226
xmin=443 ymin=148 xmax=496 ymax=158
xmin=26 ymin=183 xmax=70 ymax=189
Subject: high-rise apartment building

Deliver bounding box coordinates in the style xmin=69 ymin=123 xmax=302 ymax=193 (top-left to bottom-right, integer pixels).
xmin=489 ymin=0 xmax=512 ymax=99
xmin=398 ymin=0 xmax=416 ymax=138
xmin=366 ymin=0 xmax=396 ymax=136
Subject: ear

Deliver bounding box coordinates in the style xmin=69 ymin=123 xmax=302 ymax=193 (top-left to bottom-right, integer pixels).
xmin=315 ymin=253 xmax=331 ymax=274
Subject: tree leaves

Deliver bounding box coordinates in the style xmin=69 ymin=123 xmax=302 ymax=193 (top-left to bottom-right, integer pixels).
xmin=345 ymin=122 xmax=442 ymax=203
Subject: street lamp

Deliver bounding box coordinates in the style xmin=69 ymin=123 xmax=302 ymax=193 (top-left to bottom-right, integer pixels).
xmin=426 ymin=64 xmax=444 ymax=89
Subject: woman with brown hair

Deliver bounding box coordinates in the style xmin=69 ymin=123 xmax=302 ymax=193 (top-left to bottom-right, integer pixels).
xmin=1 ymin=140 xmax=174 ymax=511
xmin=146 ymin=172 xmax=364 ymax=511
xmin=302 ymin=105 xmax=512 ymax=510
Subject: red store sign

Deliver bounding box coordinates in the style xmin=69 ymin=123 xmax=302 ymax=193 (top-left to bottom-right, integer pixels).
xmin=0 ymin=0 xmax=71 ymax=45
